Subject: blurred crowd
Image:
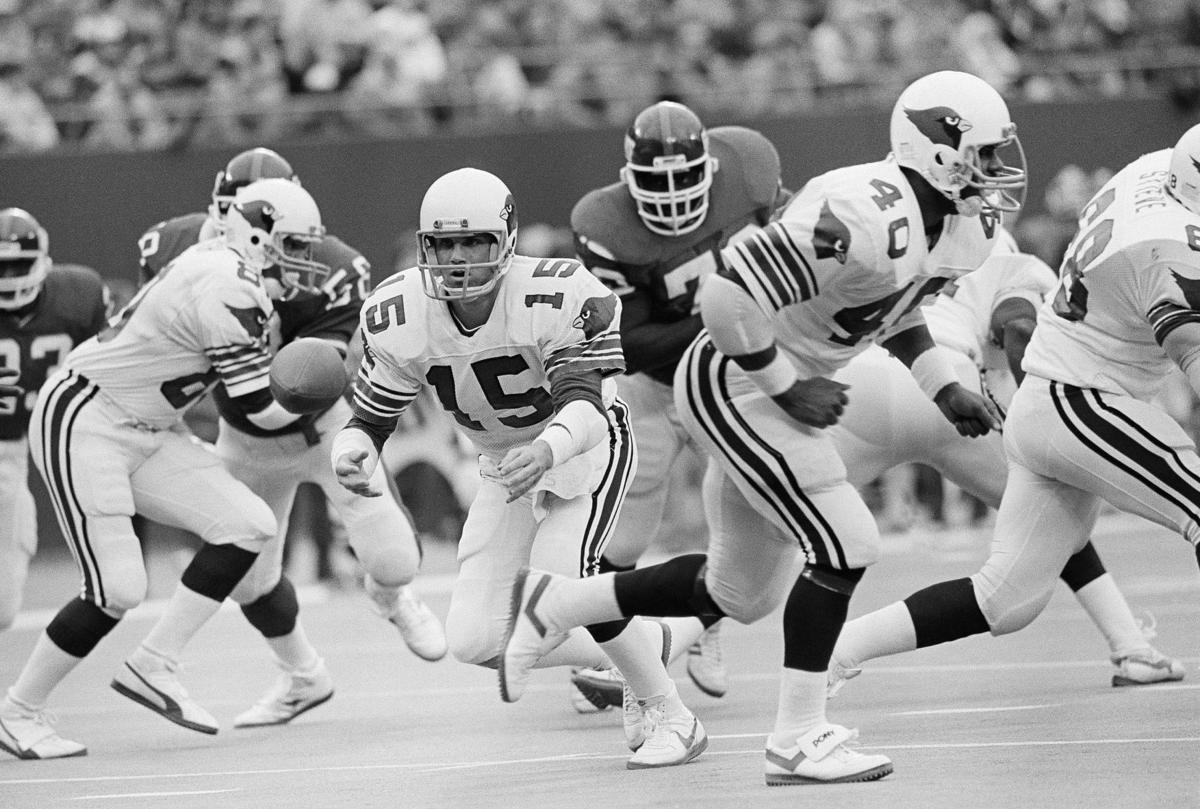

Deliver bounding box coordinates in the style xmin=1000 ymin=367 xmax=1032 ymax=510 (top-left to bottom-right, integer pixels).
xmin=3 ymin=0 xmax=1200 ymax=153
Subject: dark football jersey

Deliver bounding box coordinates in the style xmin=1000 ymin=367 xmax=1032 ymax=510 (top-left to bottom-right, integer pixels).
xmin=137 ymin=212 xmax=371 ymax=436
xmin=0 ymin=264 xmax=109 ymax=439
xmin=571 ymin=126 xmax=783 ymax=384
xmin=138 ymin=212 xmax=210 ymax=284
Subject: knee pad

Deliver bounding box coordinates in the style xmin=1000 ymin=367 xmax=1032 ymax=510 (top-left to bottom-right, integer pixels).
xmin=444 ymin=612 xmax=496 ymax=667
xmin=974 ymin=576 xmax=1054 ymax=636
xmin=100 ymin=568 xmax=149 ymax=614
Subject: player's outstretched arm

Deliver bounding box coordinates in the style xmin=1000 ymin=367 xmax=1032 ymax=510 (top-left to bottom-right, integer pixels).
xmin=330 ymin=423 xmax=386 ymax=497
xmin=882 ymin=324 xmax=1001 ymax=437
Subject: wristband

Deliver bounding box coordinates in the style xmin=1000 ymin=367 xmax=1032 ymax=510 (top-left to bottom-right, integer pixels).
xmin=910 ymin=347 xmax=960 ymax=400
xmin=330 ymin=427 xmax=379 ymax=477
xmin=536 ymin=423 xmax=574 ymax=467
xmin=744 ymin=351 xmax=799 ymax=396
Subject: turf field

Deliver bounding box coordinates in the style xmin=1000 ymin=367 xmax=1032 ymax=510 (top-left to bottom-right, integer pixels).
xmin=1 ymin=511 xmax=1197 ymax=809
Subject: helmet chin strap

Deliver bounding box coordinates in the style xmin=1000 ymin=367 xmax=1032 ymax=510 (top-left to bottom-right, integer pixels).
xmin=954 ymin=194 xmax=984 ymax=217
xmin=263 ymin=276 xmax=292 ymax=301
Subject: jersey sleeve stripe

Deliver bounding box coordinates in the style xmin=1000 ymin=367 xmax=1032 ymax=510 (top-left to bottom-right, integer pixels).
xmin=546 ymin=334 xmax=626 ymax=376
xmin=351 ymin=378 xmax=416 ymax=422
xmin=725 ymin=224 xmax=817 ymax=312
xmin=1148 ymin=301 xmax=1200 ymax=344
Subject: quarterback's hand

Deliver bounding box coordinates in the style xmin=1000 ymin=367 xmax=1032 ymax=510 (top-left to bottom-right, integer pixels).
xmin=498 ymin=441 xmax=554 ymax=503
xmin=934 ymin=382 xmax=1002 ymax=437
xmin=334 ymin=449 xmax=382 ymax=497
xmin=0 ymin=366 xmax=21 ymax=398
xmin=770 ymin=376 xmax=850 ymax=428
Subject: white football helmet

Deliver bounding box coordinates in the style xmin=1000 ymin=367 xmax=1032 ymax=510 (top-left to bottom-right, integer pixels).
xmin=416 ymin=167 xmax=518 ymax=301
xmin=1166 ymin=123 xmax=1200 ymax=216
xmin=225 ymin=178 xmax=327 ymax=296
xmin=0 ymin=207 xmax=51 ymax=310
xmin=890 ymin=70 xmax=1026 ymax=217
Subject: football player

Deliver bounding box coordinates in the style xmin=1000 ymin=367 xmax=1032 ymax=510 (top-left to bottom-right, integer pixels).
xmin=0 ymin=209 xmax=110 ymax=633
xmin=501 ymin=70 xmax=1024 ymax=785
xmin=828 ymin=240 xmax=1184 ymax=690
xmin=137 ymin=147 xmax=446 ymax=730
xmin=0 ymin=179 xmax=319 ymax=759
xmin=828 ymin=123 xmax=1200 ymax=703
xmin=334 ymin=168 xmax=707 ymax=769
xmin=568 ymin=101 xmax=785 ymax=708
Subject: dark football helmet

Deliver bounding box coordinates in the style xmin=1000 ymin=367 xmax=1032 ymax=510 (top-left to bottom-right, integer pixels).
xmin=620 ymin=101 xmax=718 ymax=237
xmin=210 ymin=147 xmax=299 ymax=224
xmin=0 ymin=207 xmax=50 ymax=310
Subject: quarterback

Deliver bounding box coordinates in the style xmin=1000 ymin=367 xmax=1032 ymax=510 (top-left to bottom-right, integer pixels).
xmin=830 ymin=124 xmax=1200 ymax=700
xmin=0 ymin=209 xmax=109 ymax=632
xmin=0 ymin=179 xmax=319 ymax=759
xmin=334 ymin=168 xmax=706 ymax=769
xmin=502 ymin=70 xmax=1023 ymax=785
xmin=569 ymin=101 xmax=785 ymax=705
xmin=137 ymin=147 xmax=445 ymax=730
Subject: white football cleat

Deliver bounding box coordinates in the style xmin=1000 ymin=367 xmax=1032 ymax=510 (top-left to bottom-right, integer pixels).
xmin=0 ymin=697 xmax=86 ymax=760
xmin=626 ymin=694 xmax=708 ymax=769
xmin=499 ymin=567 xmax=569 ymax=702
xmin=234 ymin=658 xmax=335 ymax=728
xmin=572 ymin=666 xmax=624 ymax=709
xmin=384 ymin=586 xmax=448 ymax=662
xmin=764 ymin=723 xmax=893 ymax=785
xmin=569 ymin=670 xmax=612 ymax=714
xmin=686 ymin=621 xmax=728 ymax=698
xmin=111 ymin=653 xmax=219 ymax=735
xmin=570 ymin=667 xmax=620 ymax=713
xmin=1111 ymin=648 xmax=1186 ymax=687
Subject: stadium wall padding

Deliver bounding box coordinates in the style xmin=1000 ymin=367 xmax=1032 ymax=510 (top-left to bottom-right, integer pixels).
xmin=3 ymin=97 xmax=1195 ymax=284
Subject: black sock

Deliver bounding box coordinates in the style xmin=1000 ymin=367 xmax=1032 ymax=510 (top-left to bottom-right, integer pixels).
xmin=904 ymin=578 xmax=990 ymax=648
xmin=240 ymin=576 xmax=300 ymax=638
xmin=612 ymin=553 xmax=724 ymax=618
xmin=1059 ymin=541 xmax=1105 ymax=591
xmin=781 ymin=566 xmax=862 ymax=671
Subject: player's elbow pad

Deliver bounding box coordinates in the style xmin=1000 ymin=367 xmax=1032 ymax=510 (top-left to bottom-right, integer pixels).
xmin=245 ymin=399 xmax=302 ymax=430
xmin=700 ymin=275 xmax=775 ymax=356
xmin=535 ymin=399 xmax=608 ymax=467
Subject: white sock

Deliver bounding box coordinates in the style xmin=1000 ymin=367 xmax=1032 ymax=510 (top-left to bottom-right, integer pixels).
xmin=1073 ymin=573 xmax=1148 ymax=657
xmin=532 ymin=627 xmax=610 ymax=670
xmin=9 ymin=633 xmax=84 ymax=708
xmin=265 ymin=623 xmax=321 ymax=673
xmin=660 ymin=616 xmax=706 ymax=665
xmin=140 ymin=584 xmax=222 ymax=662
xmin=364 ymin=576 xmax=401 ymax=616
xmin=771 ymin=668 xmax=827 ymax=747
xmin=540 ymin=573 xmax=623 ymax=631
xmin=835 ymin=601 xmax=918 ymax=668
xmin=600 ymin=618 xmax=673 ymax=701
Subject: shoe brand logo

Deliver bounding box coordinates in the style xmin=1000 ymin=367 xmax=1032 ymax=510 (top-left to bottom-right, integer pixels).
xmin=673 ymin=718 xmax=699 ymax=749
xmin=765 ymin=746 xmax=808 ymax=770
xmin=812 ymin=729 xmax=836 ymax=748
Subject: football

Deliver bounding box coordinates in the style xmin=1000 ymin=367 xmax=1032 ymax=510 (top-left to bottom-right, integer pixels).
xmin=269 ymin=337 xmax=348 ymax=414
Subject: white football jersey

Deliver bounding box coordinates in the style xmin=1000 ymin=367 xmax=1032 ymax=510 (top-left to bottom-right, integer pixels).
xmin=926 ymin=249 xmax=1055 ymax=368
xmin=65 ymin=239 xmax=274 ymax=428
xmin=1023 ymin=149 xmax=1200 ymax=401
xmin=721 ymin=158 xmax=999 ymax=377
xmin=352 ymin=255 xmax=624 ymax=459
